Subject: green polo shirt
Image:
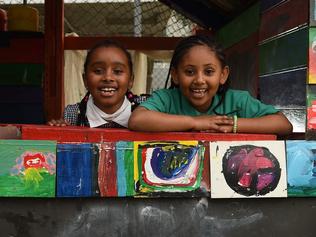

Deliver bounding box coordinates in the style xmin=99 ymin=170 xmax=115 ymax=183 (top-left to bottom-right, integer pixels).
xmin=140 ymin=88 xmax=278 ymax=117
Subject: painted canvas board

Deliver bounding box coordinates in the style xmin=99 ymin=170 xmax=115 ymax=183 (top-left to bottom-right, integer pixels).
xmin=286 ymin=140 xmax=316 ymax=197
xmin=57 ymin=143 xmax=99 ymax=197
xmin=134 ymin=141 xmax=206 ymax=196
xmin=0 ymin=140 xmax=56 ymax=197
xmin=98 ymin=141 xmax=135 ymax=197
xmin=306 ymin=85 xmax=316 ymax=140
xmin=310 ymin=0 xmax=316 ymax=26
xmin=308 ymin=27 xmax=316 ymax=84
xmin=210 ymin=141 xmax=287 ymax=198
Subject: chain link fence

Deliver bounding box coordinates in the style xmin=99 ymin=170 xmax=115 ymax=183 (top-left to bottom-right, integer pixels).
xmin=1 ymin=0 xmax=197 ymax=92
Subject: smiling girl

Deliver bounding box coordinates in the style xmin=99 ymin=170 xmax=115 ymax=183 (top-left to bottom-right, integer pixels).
xmin=128 ymin=35 xmax=292 ymax=136
xmin=48 ymin=40 xmax=137 ymax=128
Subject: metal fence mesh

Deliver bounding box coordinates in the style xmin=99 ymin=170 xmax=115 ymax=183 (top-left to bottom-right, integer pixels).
xmin=1 ymin=0 xmax=197 ymax=93
xmin=1 ymin=0 xmax=196 ymax=37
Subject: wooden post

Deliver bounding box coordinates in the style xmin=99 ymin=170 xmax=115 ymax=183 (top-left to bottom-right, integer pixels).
xmin=44 ymin=0 xmax=64 ymax=121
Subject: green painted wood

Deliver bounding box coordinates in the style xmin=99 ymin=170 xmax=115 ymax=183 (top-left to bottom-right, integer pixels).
xmin=216 ymin=3 xmax=260 ymax=49
xmin=259 ymin=27 xmax=308 ymax=75
xmin=0 ymin=63 xmax=43 ymax=86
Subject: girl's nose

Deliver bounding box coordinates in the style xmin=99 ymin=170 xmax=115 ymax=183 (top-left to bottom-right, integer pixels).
xmin=194 ymin=71 xmax=205 ymax=84
xmin=103 ymin=69 xmax=114 ymax=81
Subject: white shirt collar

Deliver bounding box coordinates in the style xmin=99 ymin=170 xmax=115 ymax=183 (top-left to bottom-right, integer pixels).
xmin=86 ymin=95 xmax=131 ymax=128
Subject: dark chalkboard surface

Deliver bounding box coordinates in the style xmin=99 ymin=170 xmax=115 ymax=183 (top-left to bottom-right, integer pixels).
xmin=259 ymin=68 xmax=306 ymax=107
xmin=0 ymin=198 xmax=315 ymax=237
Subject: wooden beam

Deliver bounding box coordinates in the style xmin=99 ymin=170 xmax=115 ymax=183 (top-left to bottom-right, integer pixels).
xmin=44 ymin=0 xmax=64 ymax=121
xmin=0 ymin=38 xmax=44 ymax=63
xmin=64 ymin=36 xmax=182 ymax=50
xmin=21 ymin=125 xmax=277 ymax=143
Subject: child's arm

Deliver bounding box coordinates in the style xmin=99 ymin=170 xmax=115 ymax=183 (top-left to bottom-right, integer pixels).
xmin=235 ymin=112 xmax=292 ymax=136
xmin=128 ymin=106 xmax=234 ymax=132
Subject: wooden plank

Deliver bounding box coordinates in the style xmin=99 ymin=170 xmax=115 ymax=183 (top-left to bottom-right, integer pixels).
xmin=98 ymin=142 xmax=118 ymax=197
xmin=64 ymin=36 xmax=182 ymax=50
xmin=44 ymin=0 xmax=64 ymax=121
xmin=0 ymin=38 xmax=44 ymax=63
xmin=0 ymin=64 xmax=43 ymax=86
xmin=0 ymin=86 xmax=44 ymax=124
xmin=21 ymin=125 xmax=277 ymax=143
xmin=225 ymin=32 xmax=259 ymax=97
xmin=216 ymin=3 xmax=259 ymax=49
xmin=259 ymin=67 xmax=306 ymax=106
xmin=260 ymin=0 xmax=308 ymax=42
xmin=260 ymin=0 xmax=287 ymax=13
xmin=259 ymin=27 xmax=308 ymax=75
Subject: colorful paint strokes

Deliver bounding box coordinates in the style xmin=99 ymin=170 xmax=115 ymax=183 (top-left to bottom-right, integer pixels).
xmin=210 ymin=141 xmax=287 ymax=198
xmin=309 ymin=27 xmax=316 ymax=84
xmin=98 ymin=141 xmax=135 ymax=197
xmin=0 ymin=140 xmax=56 ymax=197
xmin=306 ymin=85 xmax=316 ymax=139
xmin=57 ymin=142 xmax=135 ymax=197
xmin=134 ymin=141 xmax=205 ymax=195
xmin=286 ymin=140 xmax=316 ymax=197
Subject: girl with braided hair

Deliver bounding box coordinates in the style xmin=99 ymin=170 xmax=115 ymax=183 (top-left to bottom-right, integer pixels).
xmin=129 ymin=34 xmax=292 ymax=136
xmin=48 ymin=39 xmax=138 ymax=128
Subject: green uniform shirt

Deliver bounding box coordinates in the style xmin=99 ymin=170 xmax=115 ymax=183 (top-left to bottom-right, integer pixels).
xmin=140 ymin=88 xmax=278 ymax=117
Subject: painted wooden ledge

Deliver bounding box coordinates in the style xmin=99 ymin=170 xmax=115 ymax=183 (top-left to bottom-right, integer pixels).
xmin=21 ymin=125 xmax=276 ymax=142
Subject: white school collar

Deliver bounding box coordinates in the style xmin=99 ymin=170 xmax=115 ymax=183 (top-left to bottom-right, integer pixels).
xmin=86 ymin=95 xmax=131 ymax=128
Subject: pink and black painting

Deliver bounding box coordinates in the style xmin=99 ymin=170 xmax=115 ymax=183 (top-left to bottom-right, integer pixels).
xmin=210 ymin=141 xmax=287 ymax=198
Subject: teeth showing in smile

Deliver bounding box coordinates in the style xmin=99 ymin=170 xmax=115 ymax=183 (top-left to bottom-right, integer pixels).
xmin=190 ymin=88 xmax=207 ymax=98
xmin=99 ymin=87 xmax=117 ymax=96
xmin=100 ymin=87 xmax=116 ymax=92
xmin=192 ymin=89 xmax=206 ymax=93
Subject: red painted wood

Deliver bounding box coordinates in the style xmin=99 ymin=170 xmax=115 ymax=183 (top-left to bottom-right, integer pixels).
xmin=44 ymin=0 xmax=64 ymax=121
xmin=201 ymin=141 xmax=210 ymax=192
xmin=225 ymin=32 xmax=259 ymax=96
xmin=259 ymin=0 xmax=308 ymax=42
xmin=21 ymin=125 xmax=277 ymax=143
xmin=64 ymin=36 xmax=182 ymax=50
xmin=98 ymin=142 xmax=118 ymax=197
xmin=0 ymin=38 xmax=44 ymax=63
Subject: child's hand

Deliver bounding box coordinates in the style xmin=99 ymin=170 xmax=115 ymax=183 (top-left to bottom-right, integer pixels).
xmin=47 ymin=119 xmax=70 ymax=127
xmin=192 ymin=115 xmax=234 ymax=133
xmin=0 ymin=126 xmax=21 ymax=139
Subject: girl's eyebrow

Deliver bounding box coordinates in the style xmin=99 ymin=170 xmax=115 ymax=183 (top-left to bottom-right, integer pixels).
xmin=112 ymin=62 xmax=128 ymax=67
xmin=89 ymin=61 xmax=127 ymax=67
xmin=183 ymin=63 xmax=215 ymax=67
xmin=204 ymin=63 xmax=217 ymax=67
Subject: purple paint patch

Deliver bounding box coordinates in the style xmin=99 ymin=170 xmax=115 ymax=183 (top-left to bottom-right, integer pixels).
xmin=222 ymin=145 xmax=281 ymax=196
